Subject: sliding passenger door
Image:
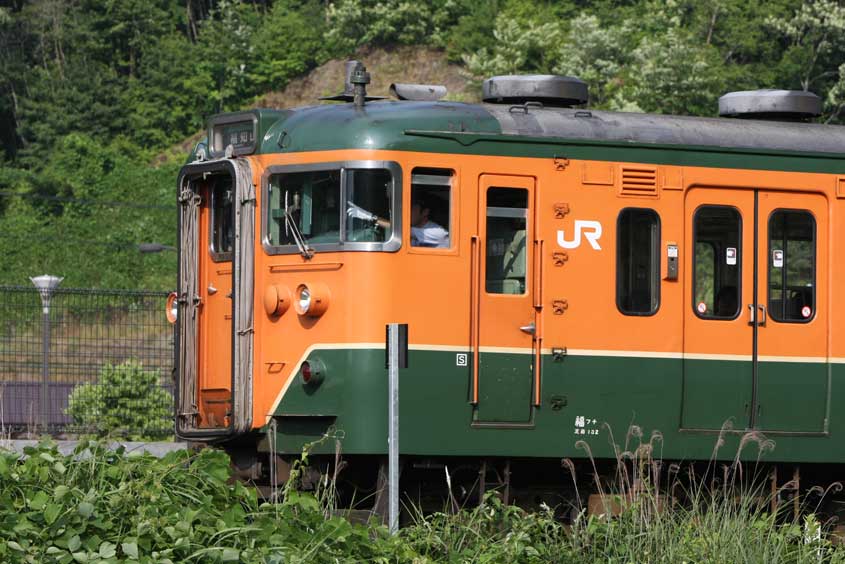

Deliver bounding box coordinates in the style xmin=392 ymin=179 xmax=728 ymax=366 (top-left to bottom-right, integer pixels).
xmin=681 ymin=188 xmax=755 ymax=431
xmin=681 ymin=187 xmax=829 ymax=434
xmin=755 ymin=191 xmax=828 ymax=432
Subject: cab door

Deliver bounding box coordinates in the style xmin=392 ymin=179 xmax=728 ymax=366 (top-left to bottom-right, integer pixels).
xmin=755 ymin=191 xmax=828 ymax=432
xmin=196 ymin=175 xmax=234 ymax=429
xmin=472 ymin=175 xmax=537 ymax=424
xmin=681 ymin=188 xmax=755 ymax=430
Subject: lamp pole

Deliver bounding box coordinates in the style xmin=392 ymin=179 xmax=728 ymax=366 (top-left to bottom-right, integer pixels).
xmin=30 ymin=275 xmax=63 ymax=431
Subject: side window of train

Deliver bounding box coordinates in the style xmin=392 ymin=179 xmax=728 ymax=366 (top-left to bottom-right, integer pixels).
xmin=410 ymin=168 xmax=453 ymax=249
xmin=486 ymin=188 xmax=528 ymax=295
xmin=616 ymin=208 xmax=660 ymax=315
xmin=210 ymin=177 xmax=234 ymax=258
xmin=768 ymin=210 xmax=815 ymax=322
xmin=693 ymin=206 xmax=741 ymax=319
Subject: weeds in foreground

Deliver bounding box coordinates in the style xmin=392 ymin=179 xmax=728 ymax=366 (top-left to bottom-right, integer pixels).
xmin=2 ymin=435 xmax=845 ymax=563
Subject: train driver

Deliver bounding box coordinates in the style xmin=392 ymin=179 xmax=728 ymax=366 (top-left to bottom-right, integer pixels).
xmin=410 ymin=195 xmax=449 ymax=248
xmin=346 ymin=194 xmax=449 ymax=248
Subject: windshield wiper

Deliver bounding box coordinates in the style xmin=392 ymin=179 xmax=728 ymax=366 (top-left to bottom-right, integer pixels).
xmin=284 ymin=190 xmax=314 ymax=259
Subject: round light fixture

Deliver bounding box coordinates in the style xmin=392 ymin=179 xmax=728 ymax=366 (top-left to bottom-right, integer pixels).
xmin=294 ymin=283 xmax=330 ymax=317
xmin=166 ymin=292 xmax=178 ymax=324
xmin=263 ymin=285 xmax=291 ymax=317
xmin=298 ymin=286 xmax=312 ymax=314
xmin=299 ymin=358 xmax=325 ymax=387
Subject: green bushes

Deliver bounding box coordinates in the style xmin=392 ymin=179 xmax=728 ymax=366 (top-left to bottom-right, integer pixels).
xmin=0 ymin=441 xmax=415 ymax=563
xmin=65 ymin=361 xmax=173 ymax=441
xmin=2 ymin=439 xmax=845 ymax=563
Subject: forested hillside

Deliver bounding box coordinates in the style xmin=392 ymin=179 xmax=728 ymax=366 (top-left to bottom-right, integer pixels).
xmin=1 ymin=0 xmax=844 ymax=289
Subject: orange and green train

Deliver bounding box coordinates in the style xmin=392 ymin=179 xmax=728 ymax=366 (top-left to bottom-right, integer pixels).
xmin=171 ymin=66 xmax=845 ymax=497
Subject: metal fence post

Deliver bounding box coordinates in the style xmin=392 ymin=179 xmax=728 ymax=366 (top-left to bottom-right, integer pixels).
xmin=30 ymin=275 xmax=62 ymax=431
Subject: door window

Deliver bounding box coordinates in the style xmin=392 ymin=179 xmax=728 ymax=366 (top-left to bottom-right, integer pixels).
xmin=210 ymin=178 xmax=234 ymax=257
xmin=485 ymin=188 xmax=528 ymax=295
xmin=693 ymin=206 xmax=741 ymax=319
xmin=768 ymin=210 xmax=815 ymax=322
xmin=616 ymin=208 xmax=660 ymax=315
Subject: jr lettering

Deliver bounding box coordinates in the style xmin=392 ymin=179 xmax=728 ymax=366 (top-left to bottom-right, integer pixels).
xmin=557 ymin=220 xmax=603 ymax=250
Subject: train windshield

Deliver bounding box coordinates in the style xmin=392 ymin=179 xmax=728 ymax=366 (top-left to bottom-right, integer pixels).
xmin=266 ymin=167 xmax=394 ymax=250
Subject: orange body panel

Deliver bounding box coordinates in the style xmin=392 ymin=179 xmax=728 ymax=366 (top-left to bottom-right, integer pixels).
xmin=186 ymin=149 xmax=843 ymax=431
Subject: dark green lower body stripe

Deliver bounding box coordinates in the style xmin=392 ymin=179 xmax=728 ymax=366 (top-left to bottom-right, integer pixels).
xmin=267 ymin=349 xmax=839 ymax=463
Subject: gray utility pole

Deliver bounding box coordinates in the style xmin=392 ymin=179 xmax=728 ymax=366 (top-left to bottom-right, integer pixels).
xmin=30 ymin=275 xmax=63 ymax=431
xmin=386 ymin=323 xmax=408 ymax=535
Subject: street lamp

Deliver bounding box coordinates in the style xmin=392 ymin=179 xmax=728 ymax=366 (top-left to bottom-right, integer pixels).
xmin=30 ymin=274 xmax=63 ymax=431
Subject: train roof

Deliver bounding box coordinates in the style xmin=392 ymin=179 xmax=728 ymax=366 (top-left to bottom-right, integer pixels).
xmin=205 ymin=100 xmax=845 ymax=174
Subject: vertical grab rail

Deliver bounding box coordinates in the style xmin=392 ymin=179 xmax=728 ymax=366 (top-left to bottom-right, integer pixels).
xmin=470 ymin=235 xmax=481 ymax=404
xmin=533 ymin=239 xmax=544 ymax=406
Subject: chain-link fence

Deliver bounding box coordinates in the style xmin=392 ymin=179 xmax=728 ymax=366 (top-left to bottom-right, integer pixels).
xmin=0 ymin=286 xmax=175 ymax=438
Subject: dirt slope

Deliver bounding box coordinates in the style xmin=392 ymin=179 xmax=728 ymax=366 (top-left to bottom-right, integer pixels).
xmin=162 ymin=46 xmax=476 ymax=162
xmin=257 ymin=45 xmax=478 ymax=109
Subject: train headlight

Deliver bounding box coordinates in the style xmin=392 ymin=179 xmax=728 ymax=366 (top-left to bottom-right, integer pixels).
xmin=297 ymin=286 xmax=312 ymax=313
xmin=294 ymin=283 xmax=330 ymax=317
xmin=299 ymin=358 xmax=325 ymax=387
xmin=166 ymin=292 xmax=178 ymax=324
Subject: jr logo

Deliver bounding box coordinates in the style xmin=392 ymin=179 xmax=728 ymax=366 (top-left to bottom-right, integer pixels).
xmin=557 ymin=220 xmax=603 ymax=250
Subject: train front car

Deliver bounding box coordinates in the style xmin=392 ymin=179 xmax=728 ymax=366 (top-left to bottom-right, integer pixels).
xmin=173 ymin=67 xmax=845 ymax=510
xmin=172 ymin=80 xmax=521 ymax=496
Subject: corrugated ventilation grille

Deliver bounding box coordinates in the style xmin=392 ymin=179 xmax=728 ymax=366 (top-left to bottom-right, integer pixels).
xmin=619 ymin=166 xmax=658 ymax=197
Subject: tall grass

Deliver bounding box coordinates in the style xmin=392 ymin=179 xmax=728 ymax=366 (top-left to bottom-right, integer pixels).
xmin=2 ymin=433 xmax=845 ymax=562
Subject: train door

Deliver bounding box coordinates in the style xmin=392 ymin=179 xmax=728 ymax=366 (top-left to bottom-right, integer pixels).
xmin=681 ymin=188 xmax=755 ymax=430
xmin=196 ymin=174 xmax=234 ymax=428
xmin=681 ymin=188 xmax=829 ymax=433
xmin=754 ymin=191 xmax=828 ymax=432
xmin=472 ymin=175 xmax=537 ymax=424
xmin=176 ymin=160 xmax=255 ymax=438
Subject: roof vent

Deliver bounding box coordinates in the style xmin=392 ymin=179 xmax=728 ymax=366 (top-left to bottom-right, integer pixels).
xmin=718 ymin=90 xmax=821 ymax=121
xmin=483 ymin=75 xmax=588 ymax=107
xmin=390 ymin=83 xmax=447 ymax=101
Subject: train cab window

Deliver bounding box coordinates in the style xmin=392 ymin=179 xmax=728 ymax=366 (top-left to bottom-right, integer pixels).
xmin=693 ymin=206 xmax=741 ymax=319
xmin=410 ymin=168 xmax=452 ymax=249
xmin=266 ymin=164 xmax=397 ymax=252
xmin=345 ymin=169 xmax=393 ymax=243
xmin=616 ymin=208 xmax=660 ymax=315
xmin=267 ymin=170 xmax=342 ymax=246
xmin=768 ymin=210 xmax=815 ymax=322
xmin=210 ymin=177 xmax=234 ymax=257
xmin=486 ymin=188 xmax=528 ymax=295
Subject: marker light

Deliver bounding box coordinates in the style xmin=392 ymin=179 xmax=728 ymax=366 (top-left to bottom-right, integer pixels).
xmin=263 ymin=285 xmax=291 ymax=317
xmin=294 ymin=283 xmax=330 ymax=317
xmin=299 ymin=359 xmax=325 ymax=387
xmin=166 ymin=292 xmax=178 ymax=324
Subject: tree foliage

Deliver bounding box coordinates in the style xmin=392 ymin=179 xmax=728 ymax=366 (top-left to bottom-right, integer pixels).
xmin=0 ymin=0 xmax=843 ymax=289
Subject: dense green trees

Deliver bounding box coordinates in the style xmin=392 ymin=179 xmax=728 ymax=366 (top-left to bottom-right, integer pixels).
xmin=0 ymin=0 xmax=843 ymax=289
